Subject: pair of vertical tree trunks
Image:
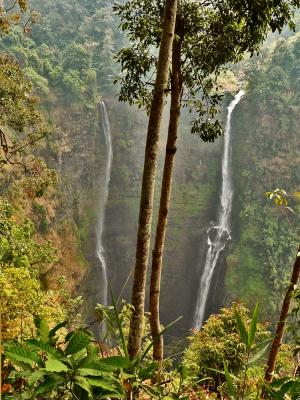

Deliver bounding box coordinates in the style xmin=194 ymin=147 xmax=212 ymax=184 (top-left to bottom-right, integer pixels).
xmin=149 ymin=18 xmax=183 ymax=363
xmin=127 ymin=0 xmax=178 ymax=360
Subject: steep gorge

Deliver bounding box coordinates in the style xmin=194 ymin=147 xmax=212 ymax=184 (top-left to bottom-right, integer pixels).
xmin=1 ymin=0 xmax=300 ymax=335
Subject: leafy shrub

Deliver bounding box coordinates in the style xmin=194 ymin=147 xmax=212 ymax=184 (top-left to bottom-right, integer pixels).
xmin=183 ymin=304 xmax=270 ymax=388
xmin=3 ymin=319 xmax=126 ymax=399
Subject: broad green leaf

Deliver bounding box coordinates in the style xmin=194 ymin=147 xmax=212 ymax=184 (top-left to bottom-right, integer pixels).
xmin=224 ymin=363 xmax=236 ymax=399
xmin=290 ymin=381 xmax=300 ymax=400
xmin=5 ymin=345 xmax=41 ymax=366
xmin=163 ymin=393 xmax=180 ymax=400
xmin=80 ymin=356 xmax=130 ymax=372
xmin=235 ymin=310 xmax=248 ymax=347
xmin=26 ymin=339 xmax=62 ymax=359
xmin=27 ymin=370 xmax=47 ymax=386
xmin=34 ymin=318 xmax=50 ymax=343
xmin=49 ymin=320 xmax=67 ymax=339
xmin=34 ymin=377 xmax=60 ymax=395
xmin=74 ymin=376 xmax=93 ymax=399
xmin=100 ymin=355 xmax=130 ymax=370
xmin=270 ymin=377 xmax=296 ymax=389
xmin=278 ymin=381 xmax=296 ymax=398
xmin=138 ymin=361 xmax=157 ymax=380
xmin=65 ymin=330 xmax=91 ymax=355
xmin=179 ymin=365 xmax=188 ymax=380
xmin=78 ymin=368 xmax=111 ymax=377
xmin=248 ymin=302 xmax=259 ymax=348
xmin=45 ymin=358 xmax=68 ymax=372
xmin=86 ymin=376 xmax=124 ymax=392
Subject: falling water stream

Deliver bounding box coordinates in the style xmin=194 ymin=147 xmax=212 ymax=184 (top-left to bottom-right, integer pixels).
xmin=96 ymin=101 xmax=113 ymax=306
xmin=194 ymin=90 xmax=245 ymax=329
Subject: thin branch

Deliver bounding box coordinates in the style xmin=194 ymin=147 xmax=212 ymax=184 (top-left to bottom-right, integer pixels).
xmin=0 ymin=131 xmax=46 ymax=172
xmin=5 ymin=1 xmax=17 ymax=13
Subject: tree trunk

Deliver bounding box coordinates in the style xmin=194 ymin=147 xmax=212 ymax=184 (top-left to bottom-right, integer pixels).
xmin=149 ymin=18 xmax=183 ymax=363
xmin=264 ymin=245 xmax=300 ymax=383
xmin=127 ymin=0 xmax=178 ymax=359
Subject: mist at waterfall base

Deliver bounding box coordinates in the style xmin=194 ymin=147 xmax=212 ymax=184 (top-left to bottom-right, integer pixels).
xmin=194 ymin=90 xmax=245 ymax=329
xmin=95 ymin=101 xmax=113 ymax=307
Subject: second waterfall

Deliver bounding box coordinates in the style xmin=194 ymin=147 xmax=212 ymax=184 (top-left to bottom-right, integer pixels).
xmin=194 ymin=90 xmax=245 ymax=329
xmin=96 ymin=101 xmax=113 ymax=306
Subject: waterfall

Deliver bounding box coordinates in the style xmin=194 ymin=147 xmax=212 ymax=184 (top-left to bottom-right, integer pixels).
xmin=96 ymin=101 xmax=113 ymax=306
xmin=194 ymin=90 xmax=245 ymax=329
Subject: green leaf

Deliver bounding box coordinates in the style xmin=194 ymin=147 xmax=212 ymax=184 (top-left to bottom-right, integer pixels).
xmin=248 ymin=302 xmax=259 ymax=348
xmin=5 ymin=345 xmax=41 ymax=366
xmin=81 ymin=356 xmax=130 ymax=372
xmin=263 ymin=378 xmax=300 ymax=400
xmin=179 ymin=365 xmax=188 ymax=380
xmin=224 ymin=363 xmax=236 ymax=399
xmin=65 ymin=330 xmax=91 ymax=355
xmin=78 ymin=368 xmax=110 ymax=377
xmin=138 ymin=361 xmax=157 ymax=380
xmin=109 ymin=283 xmax=128 ymax=358
xmin=86 ymin=376 xmax=123 ymax=392
xmin=248 ymin=343 xmax=270 ymax=365
xmin=45 ymin=358 xmax=68 ymax=372
xmin=26 ymin=339 xmax=62 ymax=359
xmin=74 ymin=376 xmax=93 ymax=399
xmin=163 ymin=393 xmax=180 ymax=400
xmin=49 ymin=320 xmax=67 ymax=339
xmin=278 ymin=381 xmax=296 ymax=398
xmin=290 ymin=381 xmax=300 ymax=400
xmin=270 ymin=377 xmax=297 ymax=390
xmin=34 ymin=318 xmax=50 ymax=343
xmin=34 ymin=377 xmax=60 ymax=395
xmin=235 ymin=310 xmax=248 ymax=346
xmin=27 ymin=370 xmax=47 ymax=386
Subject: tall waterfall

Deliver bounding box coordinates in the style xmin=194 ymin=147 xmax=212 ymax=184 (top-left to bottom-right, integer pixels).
xmin=96 ymin=101 xmax=113 ymax=305
xmin=194 ymin=90 xmax=245 ymax=329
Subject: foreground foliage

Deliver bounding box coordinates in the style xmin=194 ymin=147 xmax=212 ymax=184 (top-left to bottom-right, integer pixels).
xmin=2 ymin=303 xmax=300 ymax=399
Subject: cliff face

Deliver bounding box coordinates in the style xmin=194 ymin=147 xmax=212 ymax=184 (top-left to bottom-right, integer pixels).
xmin=104 ymin=101 xmax=223 ymax=333
xmin=2 ymin=0 xmax=299 ymax=333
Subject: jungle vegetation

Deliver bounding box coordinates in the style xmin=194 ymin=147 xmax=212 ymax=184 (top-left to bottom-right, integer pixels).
xmin=0 ymin=0 xmax=300 ymax=399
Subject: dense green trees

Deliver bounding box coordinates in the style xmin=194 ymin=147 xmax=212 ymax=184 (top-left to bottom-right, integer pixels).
xmin=0 ymin=199 xmax=65 ymax=339
xmin=0 ymin=55 xmax=49 ymax=172
xmin=227 ymin=34 xmax=300 ymax=316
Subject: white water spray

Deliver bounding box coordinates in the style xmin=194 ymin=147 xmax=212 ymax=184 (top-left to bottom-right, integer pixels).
xmin=194 ymin=90 xmax=245 ymax=329
xmin=96 ymin=101 xmax=113 ymax=305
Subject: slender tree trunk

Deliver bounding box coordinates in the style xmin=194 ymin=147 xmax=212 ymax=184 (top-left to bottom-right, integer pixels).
xmin=127 ymin=0 xmax=178 ymax=359
xmin=149 ymin=18 xmax=183 ymax=363
xmin=264 ymin=245 xmax=300 ymax=383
